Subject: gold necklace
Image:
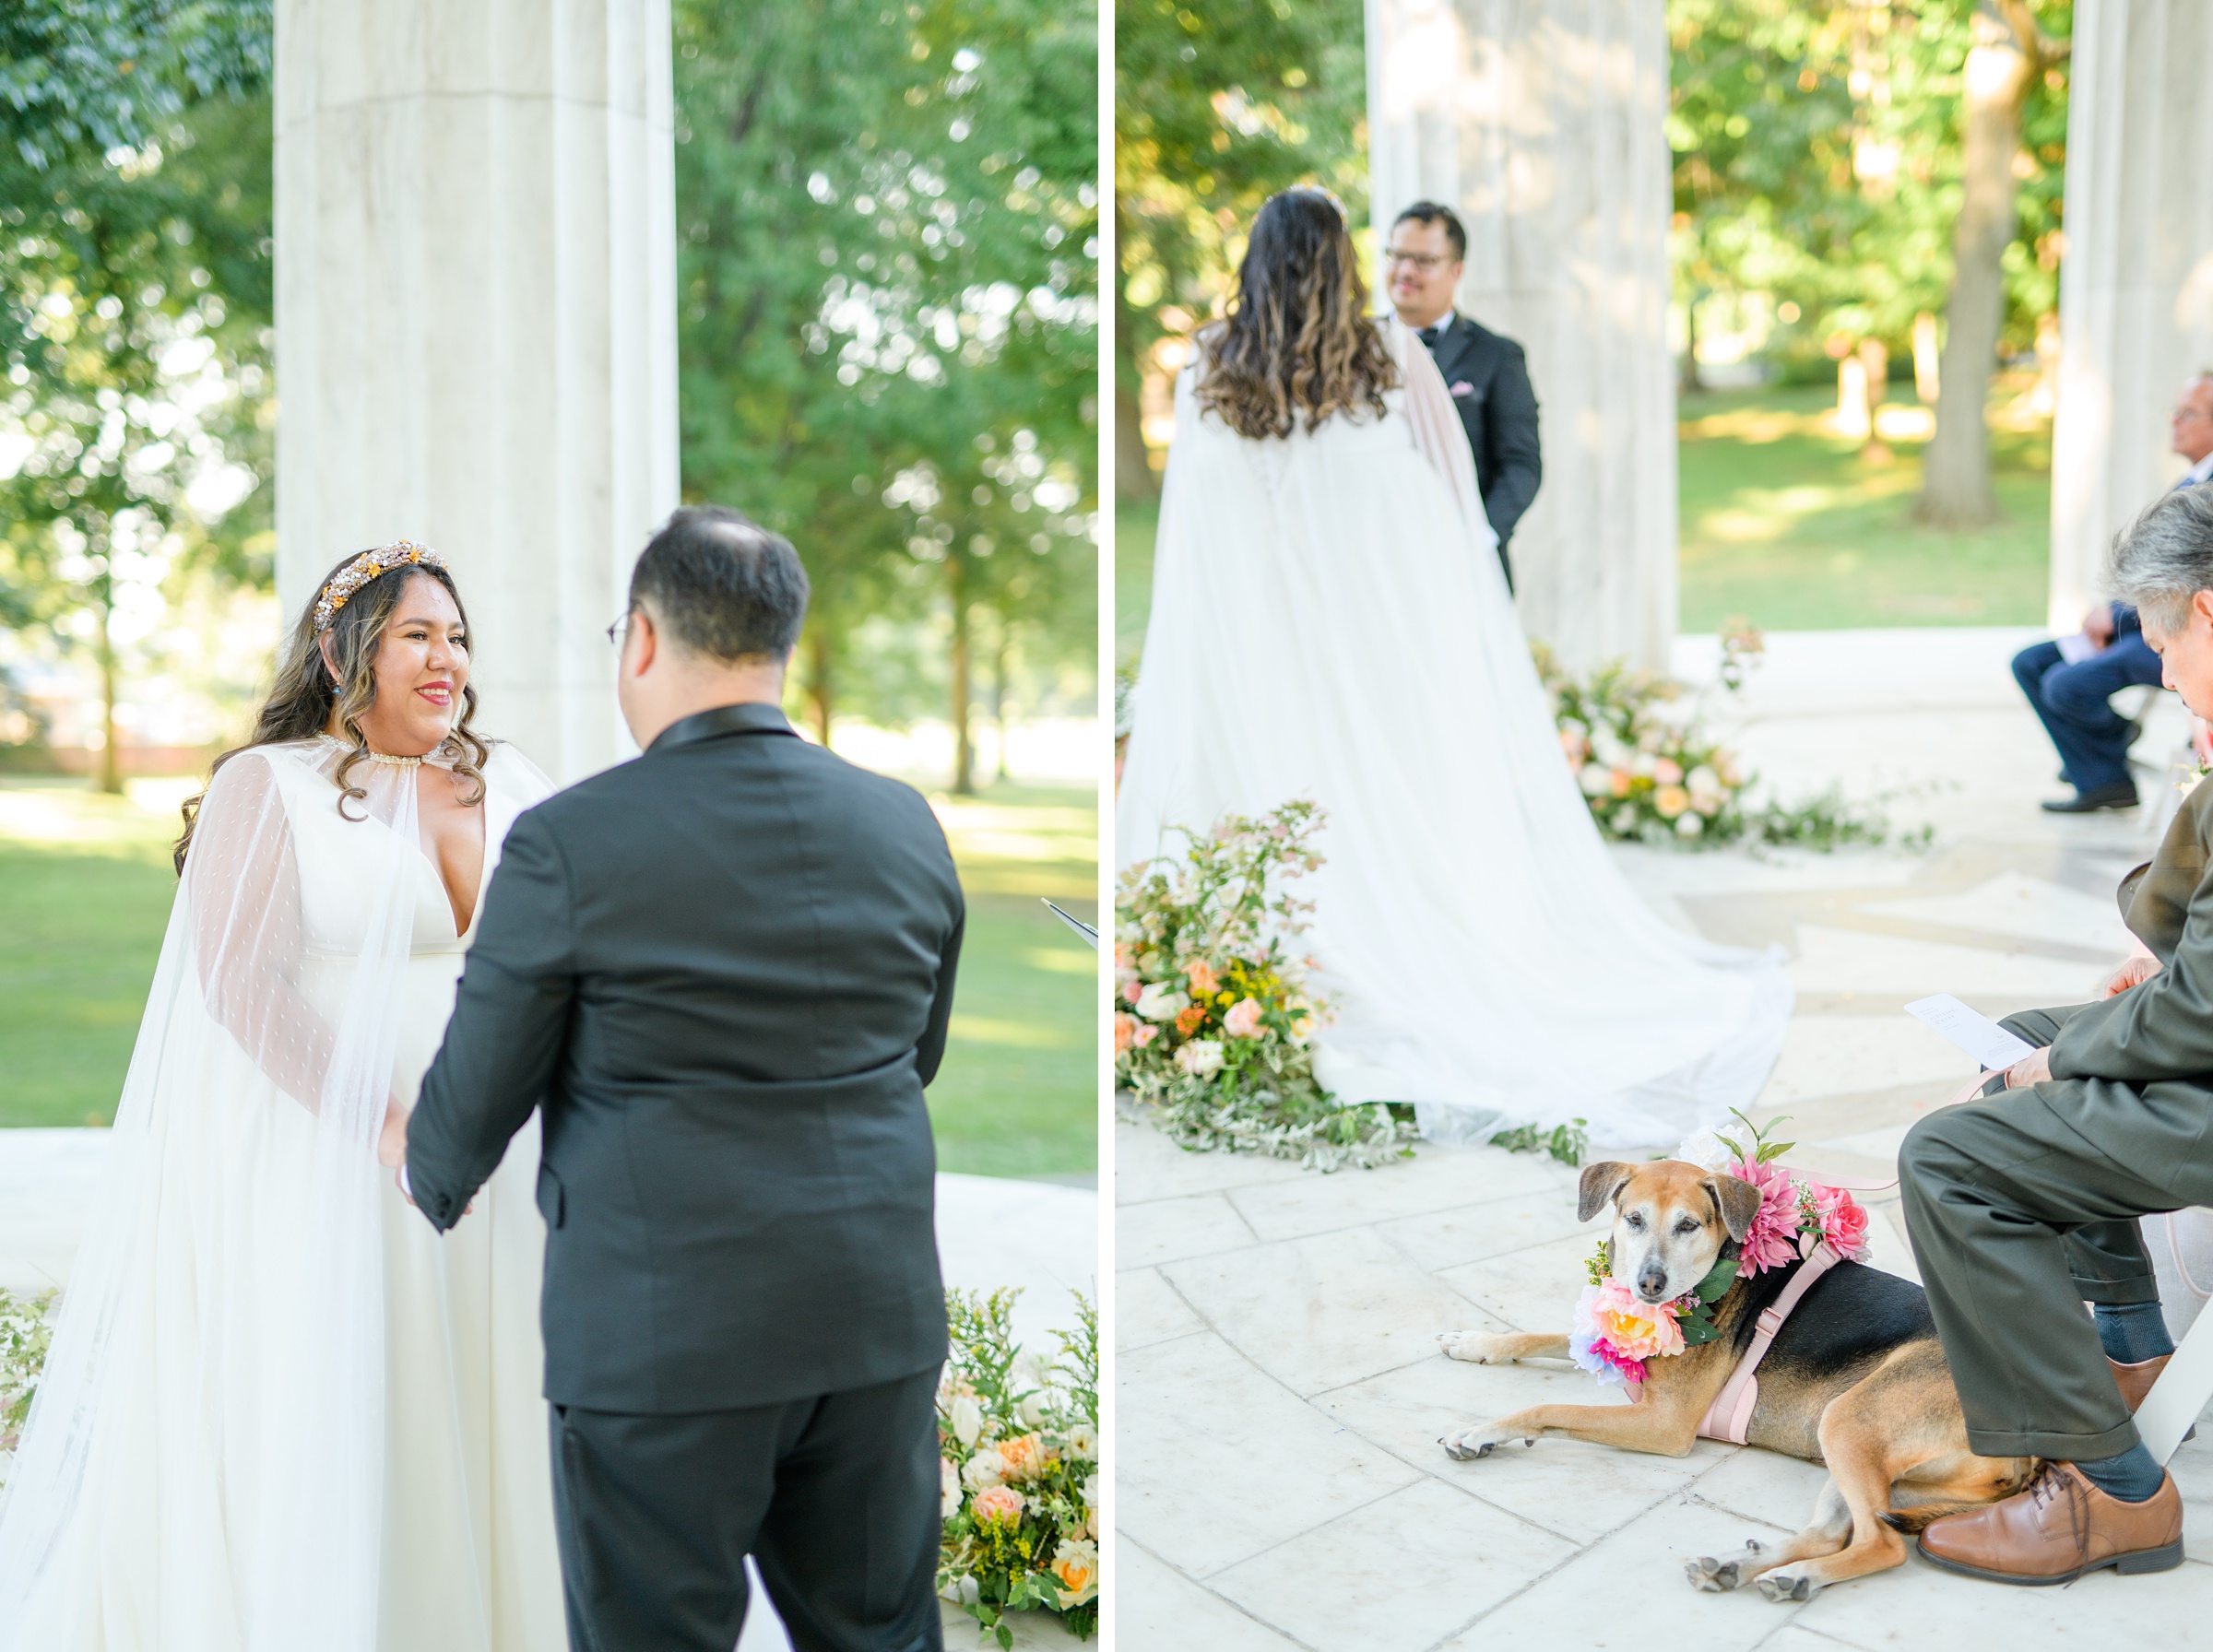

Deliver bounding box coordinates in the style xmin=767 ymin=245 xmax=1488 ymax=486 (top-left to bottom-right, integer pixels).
xmin=366 ymin=749 xmax=425 ymax=768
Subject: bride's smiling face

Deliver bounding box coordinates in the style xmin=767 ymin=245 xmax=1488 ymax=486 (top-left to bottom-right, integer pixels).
xmin=328 ymin=572 xmax=470 ymax=756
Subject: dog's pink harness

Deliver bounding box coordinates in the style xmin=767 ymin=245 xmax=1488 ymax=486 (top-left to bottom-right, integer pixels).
xmin=1696 ymin=1239 xmax=1843 ymax=1444
xmin=1695 ymin=1169 xmax=1898 ymax=1446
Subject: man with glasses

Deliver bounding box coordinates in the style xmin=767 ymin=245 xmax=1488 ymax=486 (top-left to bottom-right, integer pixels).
xmin=1384 ymin=200 xmax=1543 ymax=591
xmin=2012 ymin=372 xmax=2213 ymax=813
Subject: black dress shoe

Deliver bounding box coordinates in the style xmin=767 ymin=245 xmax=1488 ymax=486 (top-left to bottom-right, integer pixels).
xmin=2042 ymin=784 xmax=2139 ymax=813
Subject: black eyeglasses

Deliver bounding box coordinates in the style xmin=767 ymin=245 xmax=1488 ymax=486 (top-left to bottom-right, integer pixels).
xmin=605 ymin=611 xmax=633 ymax=648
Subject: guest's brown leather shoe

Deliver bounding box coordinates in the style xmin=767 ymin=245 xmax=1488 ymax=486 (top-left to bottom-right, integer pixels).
xmin=2111 ymin=1354 xmax=2171 ymax=1412
xmin=1917 ymin=1462 xmax=2183 ymax=1585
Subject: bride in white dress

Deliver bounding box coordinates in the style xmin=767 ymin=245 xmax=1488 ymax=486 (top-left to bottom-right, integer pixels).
xmin=0 ymin=543 xmax=566 ymax=1651
xmin=1117 ymin=190 xmax=1792 ymax=1148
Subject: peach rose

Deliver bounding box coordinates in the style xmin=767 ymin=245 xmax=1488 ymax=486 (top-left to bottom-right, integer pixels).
xmin=1050 ymin=1539 xmax=1099 ymax=1607
xmin=970 ymin=1484 xmax=1024 ymax=1527
xmin=1114 ymin=1013 xmax=1136 ymax=1053
xmin=1654 ymin=785 xmax=1690 ymax=819
xmin=1654 ymin=757 xmax=1684 ymax=785
xmin=1184 ymin=959 xmax=1220 ymax=996
xmin=1222 ymin=997 xmax=1263 ymax=1038
xmin=1587 ymin=1280 xmax=1686 ymax=1362
xmin=996 ymin=1432 xmax=1051 ymax=1481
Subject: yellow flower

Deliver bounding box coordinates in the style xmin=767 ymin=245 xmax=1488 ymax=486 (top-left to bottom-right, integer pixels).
xmin=1050 ymin=1539 xmax=1099 ymax=1607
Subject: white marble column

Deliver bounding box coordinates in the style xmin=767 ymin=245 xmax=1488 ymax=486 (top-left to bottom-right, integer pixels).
xmin=275 ymin=0 xmax=680 ymax=781
xmin=2049 ymin=0 xmax=2213 ymax=631
xmin=1366 ymin=0 xmax=1675 ymax=671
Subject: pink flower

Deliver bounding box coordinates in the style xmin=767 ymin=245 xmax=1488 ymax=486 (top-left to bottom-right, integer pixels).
xmin=1812 ymin=1183 xmax=1871 ymax=1261
xmin=1654 ymin=758 xmax=1684 ymax=785
xmin=1131 ymin=1023 xmax=1158 ymax=1048
xmin=1120 ymin=978 xmax=1143 ymax=1006
xmin=1732 ymin=1157 xmax=1804 ymax=1277
xmin=971 ymin=1484 xmax=1024 ymax=1526
xmin=1114 ymin=1013 xmax=1136 ymax=1054
xmin=1584 ymin=1280 xmax=1686 ymax=1362
xmin=1223 ymin=997 xmax=1264 ymax=1038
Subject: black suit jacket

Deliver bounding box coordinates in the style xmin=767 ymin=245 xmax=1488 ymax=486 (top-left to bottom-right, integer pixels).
xmin=1420 ymin=312 xmax=1543 ymax=589
xmin=407 ymin=702 xmax=964 ymax=1413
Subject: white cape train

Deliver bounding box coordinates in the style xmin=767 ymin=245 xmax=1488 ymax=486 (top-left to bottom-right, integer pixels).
xmin=0 ymin=738 xmax=565 ymax=1652
xmin=1117 ymin=320 xmax=1792 ymax=1147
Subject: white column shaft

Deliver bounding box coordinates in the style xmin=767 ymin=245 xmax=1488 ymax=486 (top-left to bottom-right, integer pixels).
xmin=275 ymin=0 xmax=680 ymax=781
xmin=2051 ymin=0 xmax=2213 ymax=631
xmin=1367 ymin=0 xmax=1676 ymax=671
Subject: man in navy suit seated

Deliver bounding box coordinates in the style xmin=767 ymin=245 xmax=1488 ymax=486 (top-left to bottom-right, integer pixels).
xmin=1384 ymin=200 xmax=1543 ymax=593
xmin=2015 ymin=372 xmax=2213 ymax=812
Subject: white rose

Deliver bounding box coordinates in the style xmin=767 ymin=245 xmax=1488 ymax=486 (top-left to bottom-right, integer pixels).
xmin=949 ymin=1395 xmax=983 ymax=1448
xmin=940 ymin=1457 xmax=962 ymax=1517
xmin=1686 ymin=764 xmax=1721 ymax=797
xmin=1673 ymin=1128 xmax=1737 ymax=1172
xmin=1134 ymin=983 xmax=1189 ymax=1023
xmin=962 ymin=1446 xmax=1009 ymax=1490
xmin=1579 ymin=762 xmax=1614 ymax=797
xmin=1675 ymin=812 xmax=1703 ymax=839
xmin=1609 ymin=806 xmax=1638 ymax=835
xmin=1067 ymin=1424 xmax=1098 ymax=1461
xmin=1632 ymin=752 xmax=1660 ymax=779
xmin=1016 ymin=1391 xmax=1049 ymax=1429
xmin=1175 ymin=1038 xmax=1225 ymax=1077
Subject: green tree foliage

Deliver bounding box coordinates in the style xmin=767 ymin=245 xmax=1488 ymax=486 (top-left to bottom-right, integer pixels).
xmin=1114 ymin=0 xmax=1366 ymax=499
xmin=671 ymin=0 xmax=1096 ymax=790
xmin=0 ymin=4 xmax=273 ymax=789
xmin=1668 ymin=1 xmax=2070 ymax=390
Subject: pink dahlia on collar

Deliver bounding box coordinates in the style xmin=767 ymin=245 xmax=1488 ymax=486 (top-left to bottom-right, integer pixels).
xmin=1732 ymin=1154 xmax=1805 ymax=1277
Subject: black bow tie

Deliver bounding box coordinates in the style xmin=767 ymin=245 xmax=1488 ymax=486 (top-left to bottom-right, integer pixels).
xmin=1417 ymin=324 xmax=1443 ymax=348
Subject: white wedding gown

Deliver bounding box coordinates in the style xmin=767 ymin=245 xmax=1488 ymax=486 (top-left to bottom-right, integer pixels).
xmin=0 ymin=738 xmax=565 ymax=1652
xmin=1118 ymin=321 xmax=1792 ymax=1147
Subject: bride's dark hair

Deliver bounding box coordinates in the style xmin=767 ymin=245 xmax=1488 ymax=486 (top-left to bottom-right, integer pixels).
xmin=172 ymin=553 xmax=490 ymax=874
xmin=1195 ymin=187 xmax=1398 ymax=440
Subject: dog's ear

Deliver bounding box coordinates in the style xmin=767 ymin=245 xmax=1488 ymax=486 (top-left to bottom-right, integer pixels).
xmin=1577 ymin=1161 xmax=1634 ymax=1224
xmin=1704 ymin=1174 xmax=1764 ymax=1242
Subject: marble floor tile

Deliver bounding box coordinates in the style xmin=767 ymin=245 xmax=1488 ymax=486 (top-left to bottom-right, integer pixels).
xmin=1209 ymin=1477 xmax=1579 ymax=1652
xmin=1117 ymin=1329 xmax=1421 ymax=1577
xmin=1117 ymin=1191 xmax=1259 ymax=1269
xmin=1434 ymin=1231 xmax=1594 ymax=1336
xmin=1431 ymin=1491 xmax=1808 ymax=1651
xmin=1860 ymin=870 xmax=2136 ymax=956
xmin=1114 ymin=1120 xmax=1312 ymax=1202
xmin=1117 ymin=1265 xmax=1202 ymax=1352
xmin=1686 ymin=1446 xmax=1834 ymax=1531
xmin=1115 ymin=1540 xmax=1308 ymax=1651
xmin=1758 ymin=1015 xmax=1982 ymax=1108
xmin=1166 ymin=1225 xmax=1511 ymax=1397
xmin=1787 ymin=924 xmax=2106 ymax=1001
xmin=1225 ymin=1143 xmax=1571 ymax=1244
xmin=1788 ymin=1549 xmax=2213 ymax=1647
xmin=1373 ymin=1184 xmax=1596 ymax=1273
xmin=1316 ymin=1353 xmax=1726 ymax=1546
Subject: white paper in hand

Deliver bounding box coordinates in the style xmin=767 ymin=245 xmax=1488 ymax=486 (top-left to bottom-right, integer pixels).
xmin=1904 ymin=994 xmax=2037 ymax=1070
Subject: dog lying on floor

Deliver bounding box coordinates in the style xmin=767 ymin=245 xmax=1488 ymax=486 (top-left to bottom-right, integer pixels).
xmin=1435 ymin=1159 xmax=2036 ymax=1600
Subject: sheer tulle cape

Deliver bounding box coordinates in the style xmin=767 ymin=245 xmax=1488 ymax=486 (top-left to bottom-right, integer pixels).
xmin=1116 ymin=320 xmax=1792 ymax=1146
xmin=0 ymin=738 xmax=550 ymax=1650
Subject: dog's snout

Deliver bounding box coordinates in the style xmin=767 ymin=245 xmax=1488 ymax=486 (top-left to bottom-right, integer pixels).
xmin=1636 ymin=1257 xmax=1670 ymax=1302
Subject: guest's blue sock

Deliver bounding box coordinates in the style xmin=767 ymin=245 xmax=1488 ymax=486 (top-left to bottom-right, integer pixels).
xmin=2096 ymin=1302 xmax=2176 ymax=1364
xmin=2072 ymin=1442 xmax=2165 ymax=1503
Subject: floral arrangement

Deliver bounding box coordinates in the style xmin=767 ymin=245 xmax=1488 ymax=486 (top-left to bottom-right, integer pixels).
xmin=938 ymin=1288 xmax=1098 ymax=1646
xmin=1533 ymin=625 xmax=1905 ymax=852
xmin=1115 ymin=799 xmax=1417 ymax=1171
xmin=1571 ymin=1110 xmax=1873 ymax=1390
xmin=0 ymin=1286 xmax=55 ymax=1489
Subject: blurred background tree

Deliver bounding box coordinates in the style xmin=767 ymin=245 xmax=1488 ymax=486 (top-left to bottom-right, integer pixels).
xmin=671 ymin=0 xmax=1096 ymax=794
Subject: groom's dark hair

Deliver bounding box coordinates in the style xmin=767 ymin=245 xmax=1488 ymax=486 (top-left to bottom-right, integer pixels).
xmin=1391 ymin=201 xmax=1466 ymax=262
xmin=630 ymin=505 xmax=811 ymax=662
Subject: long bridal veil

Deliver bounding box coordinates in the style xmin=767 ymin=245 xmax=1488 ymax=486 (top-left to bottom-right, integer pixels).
xmin=1118 ymin=321 xmax=1790 ymax=1147
xmin=0 ymin=743 xmax=424 ymax=1651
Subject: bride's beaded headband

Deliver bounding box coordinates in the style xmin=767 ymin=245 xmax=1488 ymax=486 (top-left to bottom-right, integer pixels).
xmin=313 ymin=540 xmax=447 ymax=633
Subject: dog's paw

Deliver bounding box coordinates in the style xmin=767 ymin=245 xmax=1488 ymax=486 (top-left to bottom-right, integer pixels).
xmin=1438 ymin=1422 xmax=1534 ymax=1461
xmin=1438 ymin=1330 xmax=1509 ymax=1364
xmin=1755 ymin=1567 xmax=1817 ymax=1604
xmin=1684 ymin=1544 xmax=1761 ymax=1592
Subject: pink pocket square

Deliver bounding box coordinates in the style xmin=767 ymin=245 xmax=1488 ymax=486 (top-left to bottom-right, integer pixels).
xmin=1450 ymin=381 xmax=1475 ymax=397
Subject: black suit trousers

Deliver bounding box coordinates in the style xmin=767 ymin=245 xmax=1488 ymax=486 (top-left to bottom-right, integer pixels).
xmin=550 ymin=1365 xmax=947 ymax=1652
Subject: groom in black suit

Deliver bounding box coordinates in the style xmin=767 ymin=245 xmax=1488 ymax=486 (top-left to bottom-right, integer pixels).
xmin=1385 ymin=200 xmax=1544 ymax=591
xmin=401 ymin=506 xmax=964 ymax=1652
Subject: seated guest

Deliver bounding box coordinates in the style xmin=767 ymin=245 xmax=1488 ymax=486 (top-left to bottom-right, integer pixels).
xmin=1899 ymin=481 xmax=2213 ymax=1585
xmin=2013 ymin=371 xmax=2213 ymax=813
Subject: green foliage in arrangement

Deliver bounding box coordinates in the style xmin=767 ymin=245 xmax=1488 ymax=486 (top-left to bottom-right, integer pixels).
xmin=669 ymin=0 xmax=1097 ymax=784
xmin=937 ymin=1289 xmax=1099 ymax=1646
xmin=1115 ymin=799 xmax=1418 ymax=1172
xmin=1668 ymin=0 xmax=2073 ymax=378
xmin=1487 ymin=1117 xmax=1591 ymax=1170
xmin=0 ymin=1286 xmax=57 ymax=1473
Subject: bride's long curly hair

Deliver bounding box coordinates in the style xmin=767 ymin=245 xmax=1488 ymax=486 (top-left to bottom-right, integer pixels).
xmin=172 ymin=554 xmax=490 ymax=874
xmin=1195 ymin=188 xmax=1398 ymax=440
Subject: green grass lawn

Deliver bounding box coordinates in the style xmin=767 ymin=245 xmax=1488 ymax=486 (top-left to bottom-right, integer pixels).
xmin=0 ymin=773 xmax=1099 ymax=1181
xmin=1114 ymin=381 xmax=2053 ymax=643
xmin=1679 ymin=381 xmax=2052 ymax=632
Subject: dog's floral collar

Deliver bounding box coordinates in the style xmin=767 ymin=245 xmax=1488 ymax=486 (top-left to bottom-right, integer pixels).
xmin=1571 ymin=1248 xmax=1736 ymax=1389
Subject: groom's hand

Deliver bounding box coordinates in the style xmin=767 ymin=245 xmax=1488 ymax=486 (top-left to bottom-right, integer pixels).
xmin=2101 ymin=952 xmax=2162 ymax=998
xmin=2002 ymin=1047 xmax=2053 ymax=1090
xmin=377 ymin=1099 xmax=410 ymax=1171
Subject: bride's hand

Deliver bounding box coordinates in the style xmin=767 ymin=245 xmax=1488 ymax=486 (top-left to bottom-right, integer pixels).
xmin=2101 ymin=951 xmax=2161 ymax=998
xmin=377 ymin=1099 xmax=410 ymax=1171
